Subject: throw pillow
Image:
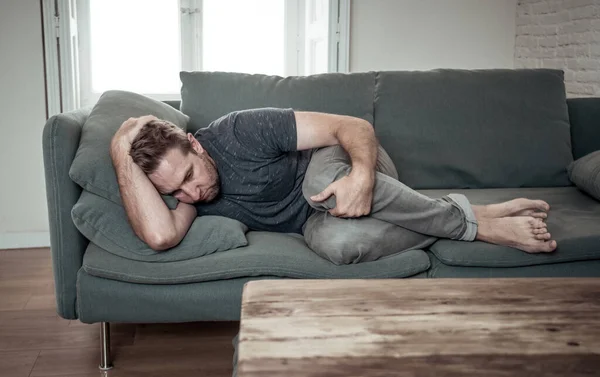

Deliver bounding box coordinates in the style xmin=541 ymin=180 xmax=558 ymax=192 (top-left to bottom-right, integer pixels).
xmin=72 ymin=190 xmax=249 ymax=262
xmin=69 ymin=90 xmax=189 ymax=209
xmin=568 ymin=150 xmax=600 ymax=201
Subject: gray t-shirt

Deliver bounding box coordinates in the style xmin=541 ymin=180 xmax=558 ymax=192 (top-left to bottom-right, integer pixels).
xmin=194 ymin=108 xmax=314 ymax=234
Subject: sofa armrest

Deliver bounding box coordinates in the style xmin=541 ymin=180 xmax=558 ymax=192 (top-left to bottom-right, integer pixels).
xmin=42 ymin=108 xmax=91 ymax=319
xmin=568 ymin=97 xmax=600 ymax=160
xmin=163 ymin=100 xmax=181 ymax=110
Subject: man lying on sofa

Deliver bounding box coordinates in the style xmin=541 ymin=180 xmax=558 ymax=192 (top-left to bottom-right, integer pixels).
xmin=109 ymin=108 xmax=557 ymax=263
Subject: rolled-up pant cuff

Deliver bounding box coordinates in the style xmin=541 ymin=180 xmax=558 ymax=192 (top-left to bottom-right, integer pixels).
xmin=447 ymin=193 xmax=478 ymax=242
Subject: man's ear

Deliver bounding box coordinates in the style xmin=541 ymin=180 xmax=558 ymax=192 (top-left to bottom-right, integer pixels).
xmin=187 ymin=133 xmax=205 ymax=154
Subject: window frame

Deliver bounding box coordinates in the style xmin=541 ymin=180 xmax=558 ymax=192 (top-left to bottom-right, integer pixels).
xmin=42 ymin=0 xmax=350 ymax=115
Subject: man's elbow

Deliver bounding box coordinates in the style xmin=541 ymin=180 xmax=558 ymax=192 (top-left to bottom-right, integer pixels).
xmin=358 ymin=118 xmax=374 ymax=133
xmin=145 ymin=230 xmax=177 ymax=251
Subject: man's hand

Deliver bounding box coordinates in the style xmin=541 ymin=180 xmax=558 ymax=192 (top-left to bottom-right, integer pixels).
xmin=310 ymin=170 xmax=375 ymax=218
xmin=295 ymin=111 xmax=378 ymax=218
xmin=112 ymin=115 xmax=158 ymax=149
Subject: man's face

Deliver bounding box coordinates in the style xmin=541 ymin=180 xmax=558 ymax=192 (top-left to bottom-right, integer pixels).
xmin=149 ymin=134 xmax=220 ymax=204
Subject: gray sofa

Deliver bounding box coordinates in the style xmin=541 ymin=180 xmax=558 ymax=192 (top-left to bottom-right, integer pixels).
xmin=43 ymin=69 xmax=600 ymax=368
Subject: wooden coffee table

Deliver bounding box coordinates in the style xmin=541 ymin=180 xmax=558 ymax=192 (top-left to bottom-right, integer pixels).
xmin=237 ymin=278 xmax=600 ymax=376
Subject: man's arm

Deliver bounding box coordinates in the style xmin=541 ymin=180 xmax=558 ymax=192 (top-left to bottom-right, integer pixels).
xmin=110 ymin=117 xmax=196 ymax=250
xmin=294 ymin=111 xmax=378 ymax=218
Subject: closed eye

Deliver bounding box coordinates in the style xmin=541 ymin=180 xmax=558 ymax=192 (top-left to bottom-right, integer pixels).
xmin=184 ymin=168 xmax=193 ymax=182
xmin=167 ymin=167 xmax=193 ymax=196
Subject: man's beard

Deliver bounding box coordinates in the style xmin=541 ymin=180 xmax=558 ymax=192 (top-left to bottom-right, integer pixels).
xmin=200 ymin=154 xmax=220 ymax=201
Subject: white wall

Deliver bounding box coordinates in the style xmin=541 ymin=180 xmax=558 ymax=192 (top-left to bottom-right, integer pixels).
xmin=0 ymin=0 xmax=520 ymax=249
xmin=0 ymin=0 xmax=50 ymax=248
xmin=349 ymin=0 xmax=518 ymax=72
xmin=515 ymin=0 xmax=600 ymax=97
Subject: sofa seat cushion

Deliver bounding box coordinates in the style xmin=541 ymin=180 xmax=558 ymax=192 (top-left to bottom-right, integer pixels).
xmin=82 ymin=232 xmax=431 ymax=284
xmin=426 ymin=251 xmax=600 ymax=278
xmin=420 ymin=187 xmax=600 ymax=267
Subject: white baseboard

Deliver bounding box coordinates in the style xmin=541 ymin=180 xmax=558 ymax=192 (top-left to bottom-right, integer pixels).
xmin=0 ymin=232 xmax=51 ymax=249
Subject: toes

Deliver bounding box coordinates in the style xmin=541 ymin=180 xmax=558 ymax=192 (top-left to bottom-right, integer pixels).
xmin=533 ymin=228 xmax=548 ymax=234
xmin=528 ymin=218 xmax=545 ymax=228
xmin=524 ymin=239 xmax=557 ymax=253
xmin=533 ymin=200 xmax=550 ymax=212
xmin=517 ymin=198 xmax=550 ymax=212
xmin=539 ymin=240 xmax=557 ymax=252
xmin=535 ymin=232 xmax=551 ymax=240
xmin=516 ymin=209 xmax=548 ymax=218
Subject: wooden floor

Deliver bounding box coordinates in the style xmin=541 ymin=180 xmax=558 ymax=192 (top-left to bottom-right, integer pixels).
xmin=0 ymin=248 xmax=239 ymax=377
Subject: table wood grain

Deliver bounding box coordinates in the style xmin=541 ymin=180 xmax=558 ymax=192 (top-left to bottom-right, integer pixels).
xmin=238 ymin=278 xmax=600 ymax=376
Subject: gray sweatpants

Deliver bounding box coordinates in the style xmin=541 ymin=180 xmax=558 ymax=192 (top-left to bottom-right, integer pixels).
xmin=301 ymin=145 xmax=478 ymax=265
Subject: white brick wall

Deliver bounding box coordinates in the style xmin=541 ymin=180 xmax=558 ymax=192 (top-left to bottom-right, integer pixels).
xmin=515 ymin=0 xmax=600 ymax=97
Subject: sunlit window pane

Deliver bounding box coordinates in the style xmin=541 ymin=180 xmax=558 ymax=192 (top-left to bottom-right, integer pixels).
xmin=89 ymin=0 xmax=181 ymax=93
xmin=202 ymin=0 xmax=285 ymax=76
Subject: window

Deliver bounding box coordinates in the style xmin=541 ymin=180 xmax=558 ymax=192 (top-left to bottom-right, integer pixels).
xmin=78 ymin=0 xmax=183 ymax=106
xmin=42 ymin=0 xmax=350 ymax=114
xmin=202 ymin=0 xmax=286 ymax=75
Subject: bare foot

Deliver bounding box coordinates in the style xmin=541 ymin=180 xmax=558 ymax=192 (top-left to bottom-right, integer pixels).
xmin=476 ymin=216 xmax=557 ymax=253
xmin=473 ymin=198 xmax=550 ymax=220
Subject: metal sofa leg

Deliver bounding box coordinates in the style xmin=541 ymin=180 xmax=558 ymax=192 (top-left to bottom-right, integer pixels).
xmin=99 ymin=322 xmax=113 ymax=370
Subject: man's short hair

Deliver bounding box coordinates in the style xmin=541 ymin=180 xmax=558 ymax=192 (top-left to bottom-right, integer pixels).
xmin=130 ymin=119 xmax=193 ymax=174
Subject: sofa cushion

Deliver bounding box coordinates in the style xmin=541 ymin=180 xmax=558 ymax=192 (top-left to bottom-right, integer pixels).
xmin=426 ymin=251 xmax=600 ymax=278
xmin=180 ymin=71 xmax=376 ymax=133
xmin=374 ymin=69 xmax=573 ymax=189
xmin=72 ymin=190 xmax=248 ymax=262
xmin=567 ymin=97 xmax=600 ymax=160
xmin=421 ymin=187 xmax=600 ymax=267
xmin=82 ymin=231 xmax=431 ymax=284
xmin=69 ymin=90 xmax=189 ymax=208
xmin=568 ymin=150 xmax=600 ymax=201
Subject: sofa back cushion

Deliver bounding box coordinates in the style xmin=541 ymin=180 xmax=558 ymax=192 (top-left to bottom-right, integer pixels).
xmin=180 ymin=71 xmax=376 ymax=133
xmin=374 ymin=69 xmax=573 ymax=189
